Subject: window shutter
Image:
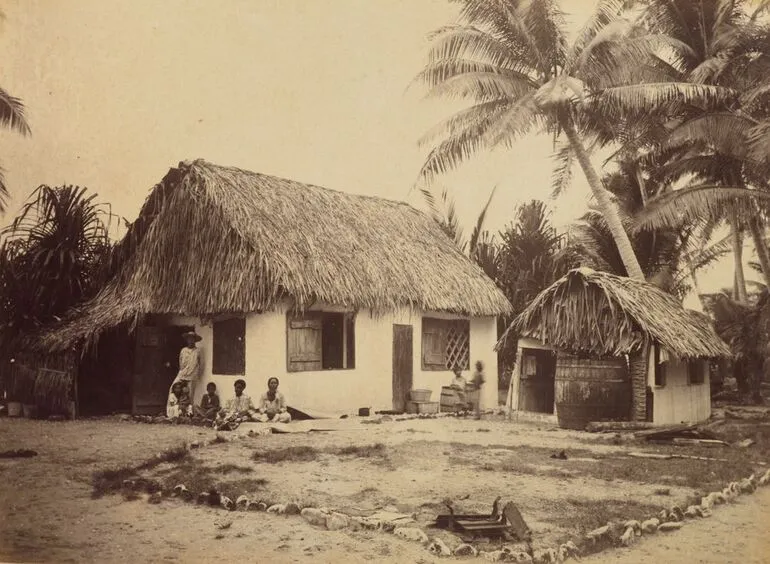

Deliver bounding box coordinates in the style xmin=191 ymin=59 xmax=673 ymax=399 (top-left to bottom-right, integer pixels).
xmin=288 ymin=316 xmax=323 ymax=371
xmin=213 ymin=317 xmax=246 ymax=375
xmin=422 ymin=319 xmax=447 ymax=370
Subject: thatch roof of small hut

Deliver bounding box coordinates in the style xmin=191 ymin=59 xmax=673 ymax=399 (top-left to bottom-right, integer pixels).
xmin=499 ymin=267 xmax=731 ymax=359
xmin=37 ymin=159 xmax=511 ymax=351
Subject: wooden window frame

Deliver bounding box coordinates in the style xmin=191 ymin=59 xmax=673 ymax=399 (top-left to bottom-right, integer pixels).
xmin=653 ymin=344 xmax=666 ymax=388
xmin=212 ymin=317 xmax=246 ymax=375
xmin=286 ymin=311 xmax=356 ymax=373
xmin=421 ymin=317 xmax=470 ymax=371
xmin=687 ymin=360 xmax=705 ymax=385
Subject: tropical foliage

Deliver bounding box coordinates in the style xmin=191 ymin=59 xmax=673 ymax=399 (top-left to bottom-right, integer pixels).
xmin=0 ymin=185 xmax=116 ymax=351
xmin=416 ymin=0 xmax=770 ymax=403
xmin=493 ymin=200 xmax=581 ymax=381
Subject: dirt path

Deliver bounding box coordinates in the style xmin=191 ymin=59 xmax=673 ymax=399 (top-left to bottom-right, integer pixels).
xmin=583 ymin=487 xmax=770 ymax=564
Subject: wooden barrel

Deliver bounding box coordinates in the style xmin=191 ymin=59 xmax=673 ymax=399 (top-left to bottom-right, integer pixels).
xmin=440 ymin=386 xmax=462 ymax=412
xmin=554 ymin=355 xmax=631 ymax=430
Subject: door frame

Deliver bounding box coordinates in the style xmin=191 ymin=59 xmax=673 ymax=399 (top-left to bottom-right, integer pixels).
xmin=132 ymin=323 xmax=194 ymax=415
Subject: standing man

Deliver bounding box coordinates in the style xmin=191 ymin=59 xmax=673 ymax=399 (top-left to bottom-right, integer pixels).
xmin=471 ymin=360 xmax=486 ymax=420
xmin=169 ymin=330 xmax=202 ymax=406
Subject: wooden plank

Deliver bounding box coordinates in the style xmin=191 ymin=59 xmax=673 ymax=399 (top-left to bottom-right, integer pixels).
xmin=634 ymin=424 xmax=697 ymax=438
xmin=671 ymin=438 xmax=729 ymax=447
xmin=585 ymin=421 xmax=657 ymax=433
xmin=628 ymin=451 xmax=729 ymax=462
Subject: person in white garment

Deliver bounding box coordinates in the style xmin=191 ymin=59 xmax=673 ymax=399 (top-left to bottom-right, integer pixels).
xmin=168 ymin=331 xmax=202 ymax=408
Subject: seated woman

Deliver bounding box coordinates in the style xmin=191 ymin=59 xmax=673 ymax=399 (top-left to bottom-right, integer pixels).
xmin=166 ymin=381 xmax=193 ymax=419
xmin=214 ymin=379 xmax=259 ymax=430
xmin=449 ymin=368 xmax=467 ymax=408
xmin=193 ymin=382 xmax=221 ymax=422
xmin=256 ymin=377 xmax=291 ymax=423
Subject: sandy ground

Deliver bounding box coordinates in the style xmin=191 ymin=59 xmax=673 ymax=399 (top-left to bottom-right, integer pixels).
xmin=0 ymin=416 xmax=768 ymax=563
xmin=582 ymin=487 xmax=770 ymax=564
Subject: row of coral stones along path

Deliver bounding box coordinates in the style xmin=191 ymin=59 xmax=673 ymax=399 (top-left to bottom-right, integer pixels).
xmin=118 ymin=431 xmax=770 ymax=564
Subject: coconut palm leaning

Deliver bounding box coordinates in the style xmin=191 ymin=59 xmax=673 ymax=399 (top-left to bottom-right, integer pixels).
xmin=414 ymin=0 xmax=739 ymax=284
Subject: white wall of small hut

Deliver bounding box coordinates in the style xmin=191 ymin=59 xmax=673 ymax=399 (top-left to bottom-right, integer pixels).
xmin=507 ymin=340 xmax=712 ymax=426
xmin=647 ymin=346 xmax=711 ymax=425
xmin=167 ymin=305 xmax=498 ymax=415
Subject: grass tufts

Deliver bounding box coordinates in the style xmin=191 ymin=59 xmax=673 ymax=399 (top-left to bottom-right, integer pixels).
xmin=212 ymin=463 xmax=254 ymax=474
xmin=334 ymin=443 xmax=387 ymax=458
xmin=92 ymin=465 xmax=136 ymax=498
xmin=252 ymin=446 xmax=320 ymax=464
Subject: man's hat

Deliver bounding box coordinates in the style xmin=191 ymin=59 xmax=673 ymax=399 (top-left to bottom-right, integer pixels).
xmin=182 ymin=331 xmax=202 ymax=342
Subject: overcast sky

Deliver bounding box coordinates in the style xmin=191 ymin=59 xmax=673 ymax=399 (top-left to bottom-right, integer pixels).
xmin=0 ymin=0 xmax=756 ymax=296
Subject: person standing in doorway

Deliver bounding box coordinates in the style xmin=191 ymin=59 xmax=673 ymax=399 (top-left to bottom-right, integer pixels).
xmin=471 ymin=360 xmax=486 ymax=420
xmin=169 ymin=331 xmax=202 ymax=406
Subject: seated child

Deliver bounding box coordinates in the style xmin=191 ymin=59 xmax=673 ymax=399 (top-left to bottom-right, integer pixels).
xmin=193 ymin=382 xmax=220 ymax=421
xmin=167 ymin=381 xmax=193 ymax=419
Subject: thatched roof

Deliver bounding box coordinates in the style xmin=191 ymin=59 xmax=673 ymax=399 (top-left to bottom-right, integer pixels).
xmin=500 ymin=267 xmax=731 ymax=359
xmin=38 ymin=159 xmax=511 ymax=351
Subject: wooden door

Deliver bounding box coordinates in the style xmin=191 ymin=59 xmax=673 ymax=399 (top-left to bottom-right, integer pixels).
xmin=133 ymin=325 xmax=192 ymax=415
xmin=392 ymin=324 xmax=413 ymax=412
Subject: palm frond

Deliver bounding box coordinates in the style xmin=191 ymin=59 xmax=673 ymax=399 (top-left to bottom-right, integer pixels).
xmin=633 ymin=185 xmax=770 ymax=232
xmin=665 ymin=112 xmax=756 ymax=158
xmin=416 ymin=100 xmax=519 ymax=184
xmin=595 ymin=83 xmax=737 ymax=117
xmin=750 ymin=0 xmax=770 ymax=22
xmin=468 ymin=185 xmax=497 ymax=254
xmin=418 ymin=99 xmax=511 ymax=148
xmin=550 ymin=141 xmax=574 ymax=198
xmin=741 ymin=82 xmax=770 ymax=113
xmin=425 ymin=25 xmax=524 ymax=70
xmin=422 ymin=69 xmax=536 ymax=102
xmin=0 ymin=87 xmax=30 ymax=135
xmin=479 ymin=93 xmax=543 ymax=149
xmin=747 ymin=121 xmax=770 ymax=166
xmin=566 ymin=0 xmax=630 ymax=67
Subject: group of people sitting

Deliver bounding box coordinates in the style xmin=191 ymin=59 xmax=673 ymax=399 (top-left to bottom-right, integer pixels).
xmin=164 ymin=330 xmax=291 ymax=430
xmin=166 ymin=377 xmax=292 ymax=430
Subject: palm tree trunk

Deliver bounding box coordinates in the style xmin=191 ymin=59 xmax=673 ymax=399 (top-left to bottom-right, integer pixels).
xmin=729 ymin=209 xmax=748 ymax=304
xmin=562 ymin=121 xmax=645 ymax=282
xmin=628 ymin=345 xmax=649 ymax=422
xmin=562 ymin=120 xmax=648 ymax=421
xmin=748 ymin=215 xmax=770 ymax=289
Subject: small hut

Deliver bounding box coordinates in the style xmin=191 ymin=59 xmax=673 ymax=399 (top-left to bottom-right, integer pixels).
xmin=499 ymin=268 xmax=731 ymax=428
xmin=34 ymin=159 xmax=511 ymax=415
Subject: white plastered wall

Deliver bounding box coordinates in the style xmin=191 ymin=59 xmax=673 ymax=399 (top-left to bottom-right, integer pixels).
xmin=648 ymin=348 xmax=711 ymax=424
xmin=167 ymin=307 xmax=499 ymax=414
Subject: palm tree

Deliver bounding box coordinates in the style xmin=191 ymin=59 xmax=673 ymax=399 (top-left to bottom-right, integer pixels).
xmin=626 ymin=0 xmax=770 ymax=301
xmin=495 ymin=200 xmax=580 ymax=386
xmin=0 ymin=185 xmax=116 ymax=350
xmin=414 ymin=0 xmax=737 ymax=283
xmin=420 ymin=184 xmax=497 ymax=258
xmin=0 ymin=10 xmax=31 ymax=210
